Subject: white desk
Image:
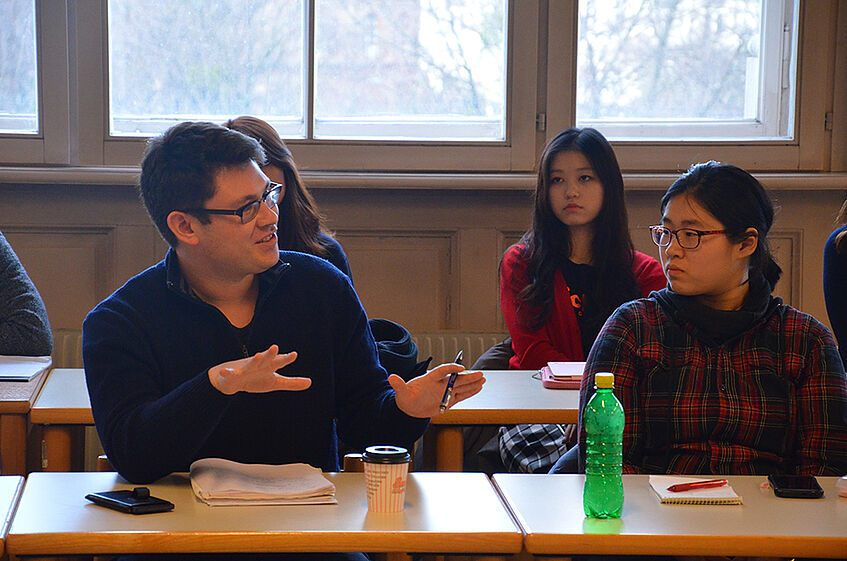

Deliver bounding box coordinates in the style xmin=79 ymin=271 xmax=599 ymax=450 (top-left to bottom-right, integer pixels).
xmin=29 ymin=368 xmax=92 ymax=471
xmin=28 ymin=368 xmax=583 ymax=474
xmin=0 ymin=476 xmax=24 ymax=557
xmin=429 ymin=370 xmax=579 ymax=471
xmin=494 ymin=473 xmax=847 ymax=558
xmin=8 ymin=471 xmax=523 ymax=559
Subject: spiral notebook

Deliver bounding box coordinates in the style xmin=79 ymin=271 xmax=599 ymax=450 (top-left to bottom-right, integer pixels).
xmin=649 ymin=475 xmax=742 ymax=505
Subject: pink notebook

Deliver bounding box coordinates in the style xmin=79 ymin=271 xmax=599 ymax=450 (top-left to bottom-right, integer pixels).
xmin=540 ymin=362 xmax=584 ymax=390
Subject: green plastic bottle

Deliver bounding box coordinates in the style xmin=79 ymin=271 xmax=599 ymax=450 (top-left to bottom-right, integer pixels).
xmin=583 ymin=372 xmax=624 ymax=518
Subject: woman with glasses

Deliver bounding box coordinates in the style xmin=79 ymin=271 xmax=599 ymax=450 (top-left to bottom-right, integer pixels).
xmin=573 ymin=161 xmax=847 ymax=476
xmin=495 ymin=127 xmax=665 ymax=473
xmin=823 ymin=197 xmax=847 ymax=365
xmin=223 ymin=116 xmax=352 ymax=280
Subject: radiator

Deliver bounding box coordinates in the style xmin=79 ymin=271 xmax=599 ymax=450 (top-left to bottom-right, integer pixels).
xmin=51 ymin=329 xmax=508 ymax=370
xmin=411 ymin=332 xmax=507 ymax=368
xmin=52 ymin=328 xmax=84 ymax=368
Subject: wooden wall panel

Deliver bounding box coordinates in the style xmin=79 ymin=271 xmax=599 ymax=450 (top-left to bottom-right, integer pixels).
xmin=337 ymin=232 xmax=455 ymax=331
xmin=0 ymin=182 xmax=843 ymax=338
xmin=3 ymin=226 xmax=114 ymax=331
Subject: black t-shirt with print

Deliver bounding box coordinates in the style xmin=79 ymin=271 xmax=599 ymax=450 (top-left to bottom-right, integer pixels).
xmin=561 ymin=259 xmax=606 ymax=357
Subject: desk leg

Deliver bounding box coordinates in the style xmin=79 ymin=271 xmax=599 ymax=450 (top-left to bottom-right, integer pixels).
xmin=434 ymin=426 xmax=463 ymax=472
xmin=42 ymin=425 xmax=73 ymax=472
xmin=0 ymin=414 xmax=27 ymax=475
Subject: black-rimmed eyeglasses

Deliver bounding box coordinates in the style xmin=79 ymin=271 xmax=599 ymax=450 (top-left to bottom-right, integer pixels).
xmin=649 ymin=225 xmax=727 ymax=250
xmin=181 ymin=182 xmax=283 ymax=224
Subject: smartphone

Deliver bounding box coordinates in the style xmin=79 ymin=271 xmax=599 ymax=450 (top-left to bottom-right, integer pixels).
xmin=767 ymin=474 xmax=824 ymax=499
xmin=85 ymin=487 xmax=174 ymax=514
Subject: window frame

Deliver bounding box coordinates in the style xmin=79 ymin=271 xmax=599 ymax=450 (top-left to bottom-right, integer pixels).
xmin=0 ymin=0 xmax=838 ymax=175
xmin=545 ymin=0 xmax=834 ymax=173
xmin=0 ymin=1 xmax=71 ymax=165
xmin=574 ymin=0 xmax=794 ymax=141
xmin=90 ymin=0 xmax=540 ymax=172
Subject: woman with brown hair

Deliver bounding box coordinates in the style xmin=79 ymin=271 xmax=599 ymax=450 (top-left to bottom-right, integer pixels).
xmin=823 ymin=197 xmax=847 ymax=365
xmin=223 ymin=116 xmax=352 ymax=280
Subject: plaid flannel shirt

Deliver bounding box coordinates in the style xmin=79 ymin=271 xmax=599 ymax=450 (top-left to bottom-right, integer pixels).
xmin=580 ymin=295 xmax=847 ymax=476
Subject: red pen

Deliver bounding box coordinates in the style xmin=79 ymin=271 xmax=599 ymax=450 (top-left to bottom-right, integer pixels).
xmin=667 ymin=479 xmax=728 ymax=493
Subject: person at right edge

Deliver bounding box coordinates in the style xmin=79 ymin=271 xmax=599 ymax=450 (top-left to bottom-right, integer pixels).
xmin=568 ymin=161 xmax=847 ymax=478
xmin=823 ymin=196 xmax=847 ymax=366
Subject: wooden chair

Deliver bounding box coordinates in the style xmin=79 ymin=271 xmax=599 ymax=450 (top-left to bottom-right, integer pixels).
xmin=342 ymin=452 xmax=364 ymax=472
xmin=96 ymin=454 xmax=113 ymax=472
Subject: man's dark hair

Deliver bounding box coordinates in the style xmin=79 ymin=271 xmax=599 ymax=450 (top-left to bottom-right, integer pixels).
xmin=138 ymin=121 xmax=265 ymax=247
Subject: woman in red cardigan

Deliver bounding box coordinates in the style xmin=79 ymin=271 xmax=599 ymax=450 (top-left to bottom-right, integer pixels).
xmin=496 ymin=127 xmax=665 ymax=472
xmin=501 ymin=127 xmax=665 ymax=370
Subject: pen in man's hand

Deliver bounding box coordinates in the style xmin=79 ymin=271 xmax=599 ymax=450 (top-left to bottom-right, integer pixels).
xmin=666 ymin=478 xmax=728 ymax=493
xmin=439 ymin=350 xmax=463 ymax=413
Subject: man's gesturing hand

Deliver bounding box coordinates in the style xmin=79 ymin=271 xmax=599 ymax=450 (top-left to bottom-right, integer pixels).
xmin=389 ymin=362 xmax=485 ymax=418
xmin=208 ymin=345 xmax=311 ymax=395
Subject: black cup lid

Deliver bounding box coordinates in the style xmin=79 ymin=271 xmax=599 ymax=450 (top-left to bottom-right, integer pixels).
xmin=362 ymin=445 xmax=411 ymax=464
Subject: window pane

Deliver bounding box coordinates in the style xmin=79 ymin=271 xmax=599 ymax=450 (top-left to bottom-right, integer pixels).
xmin=314 ymin=0 xmax=507 ymax=141
xmin=576 ymin=0 xmax=792 ymax=140
xmin=0 ymin=0 xmax=38 ymax=134
xmin=108 ymin=0 xmax=305 ymax=137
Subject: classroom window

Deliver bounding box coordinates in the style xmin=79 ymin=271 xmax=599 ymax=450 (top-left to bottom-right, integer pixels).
xmin=107 ymin=0 xmax=507 ymax=142
xmin=0 ymin=0 xmax=38 ymax=135
xmin=0 ymin=0 xmax=834 ymax=172
xmin=107 ymin=0 xmax=306 ymax=137
xmin=575 ymin=0 xmax=796 ymax=140
xmin=313 ymin=0 xmax=506 ymax=140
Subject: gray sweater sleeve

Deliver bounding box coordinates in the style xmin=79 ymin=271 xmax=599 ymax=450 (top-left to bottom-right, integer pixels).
xmin=0 ymin=232 xmax=52 ymax=356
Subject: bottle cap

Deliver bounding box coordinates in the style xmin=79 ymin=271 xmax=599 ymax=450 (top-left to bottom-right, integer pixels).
xmin=595 ymin=372 xmax=614 ymax=389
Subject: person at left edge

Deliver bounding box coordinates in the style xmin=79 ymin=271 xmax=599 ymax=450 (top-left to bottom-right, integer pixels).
xmin=0 ymin=230 xmax=53 ymax=356
xmin=82 ymin=122 xmax=485 ymax=488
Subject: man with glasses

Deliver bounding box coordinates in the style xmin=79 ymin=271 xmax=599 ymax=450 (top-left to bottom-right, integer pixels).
xmin=82 ymin=122 xmax=484 ymax=506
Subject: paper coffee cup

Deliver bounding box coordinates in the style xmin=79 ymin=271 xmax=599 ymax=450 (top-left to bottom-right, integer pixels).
xmin=362 ymin=445 xmax=411 ymax=513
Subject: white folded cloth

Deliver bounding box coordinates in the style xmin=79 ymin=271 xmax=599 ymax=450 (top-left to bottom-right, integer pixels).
xmin=189 ymin=458 xmax=337 ymax=506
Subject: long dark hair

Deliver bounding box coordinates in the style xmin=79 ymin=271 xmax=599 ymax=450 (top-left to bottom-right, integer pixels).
xmin=223 ymin=116 xmax=333 ymax=258
xmin=835 ymin=198 xmax=847 ymax=254
xmin=509 ymin=127 xmax=640 ymax=330
xmin=661 ymin=161 xmax=782 ymax=289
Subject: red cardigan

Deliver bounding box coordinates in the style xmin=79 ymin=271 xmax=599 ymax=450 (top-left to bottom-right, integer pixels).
xmin=500 ymin=245 xmax=666 ymax=370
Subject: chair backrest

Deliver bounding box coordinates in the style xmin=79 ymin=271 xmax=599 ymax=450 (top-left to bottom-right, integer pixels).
xmin=343 ymin=453 xmax=364 ymax=472
xmin=96 ymin=454 xmax=113 ymax=472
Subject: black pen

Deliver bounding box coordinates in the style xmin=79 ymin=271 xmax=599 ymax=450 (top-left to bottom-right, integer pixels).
xmin=439 ymin=350 xmax=463 ymax=413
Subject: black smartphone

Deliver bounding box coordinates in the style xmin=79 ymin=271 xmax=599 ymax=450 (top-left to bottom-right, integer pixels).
xmin=85 ymin=487 xmax=174 ymax=514
xmin=767 ymin=474 xmax=824 ymax=499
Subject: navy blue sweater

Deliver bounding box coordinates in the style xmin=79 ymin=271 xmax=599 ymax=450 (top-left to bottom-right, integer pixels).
xmin=824 ymin=225 xmax=847 ymax=366
xmin=82 ymin=250 xmax=427 ymax=483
